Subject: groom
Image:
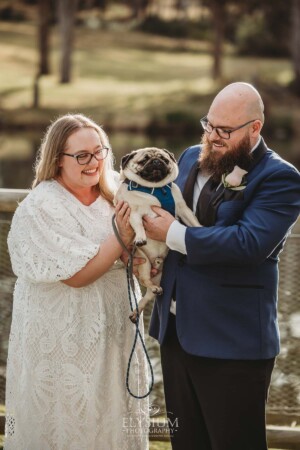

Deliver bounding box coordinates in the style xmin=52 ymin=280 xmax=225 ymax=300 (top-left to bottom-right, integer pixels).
xmin=143 ymin=82 xmax=300 ymax=450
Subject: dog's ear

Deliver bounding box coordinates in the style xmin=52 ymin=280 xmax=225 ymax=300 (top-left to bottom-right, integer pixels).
xmin=120 ymin=152 xmax=137 ymax=170
xmin=163 ymin=149 xmax=177 ymax=163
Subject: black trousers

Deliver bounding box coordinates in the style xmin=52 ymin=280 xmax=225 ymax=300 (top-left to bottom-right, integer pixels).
xmin=160 ymin=314 xmax=275 ymax=450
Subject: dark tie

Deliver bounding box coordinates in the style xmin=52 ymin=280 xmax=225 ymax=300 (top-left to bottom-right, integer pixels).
xmin=182 ymin=161 xmax=221 ymax=226
xmin=196 ymin=177 xmax=223 ymax=226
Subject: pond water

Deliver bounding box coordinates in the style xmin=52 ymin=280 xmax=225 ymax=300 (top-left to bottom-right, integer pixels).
xmin=0 ymin=130 xmax=299 ymax=189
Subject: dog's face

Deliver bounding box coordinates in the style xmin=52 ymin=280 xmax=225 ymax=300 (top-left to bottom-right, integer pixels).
xmin=120 ymin=147 xmax=178 ymax=188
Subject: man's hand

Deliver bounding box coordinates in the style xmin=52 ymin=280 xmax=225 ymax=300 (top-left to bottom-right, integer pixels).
xmin=143 ymin=206 xmax=175 ymax=242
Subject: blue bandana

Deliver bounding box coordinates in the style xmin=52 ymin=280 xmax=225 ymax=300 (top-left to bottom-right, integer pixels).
xmin=125 ymin=180 xmax=175 ymax=216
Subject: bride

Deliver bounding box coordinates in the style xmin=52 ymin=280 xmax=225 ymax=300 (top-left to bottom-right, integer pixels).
xmin=5 ymin=114 xmax=149 ymax=450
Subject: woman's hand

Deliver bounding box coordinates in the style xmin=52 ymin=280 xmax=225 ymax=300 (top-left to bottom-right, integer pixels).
xmin=120 ymin=252 xmax=144 ymax=276
xmin=120 ymin=251 xmax=159 ymax=278
xmin=115 ymin=201 xmax=135 ymax=247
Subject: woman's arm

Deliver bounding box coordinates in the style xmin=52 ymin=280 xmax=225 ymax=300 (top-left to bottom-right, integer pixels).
xmin=62 ymin=201 xmax=133 ymax=288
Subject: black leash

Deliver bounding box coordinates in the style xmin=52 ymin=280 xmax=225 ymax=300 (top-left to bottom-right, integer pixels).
xmin=112 ymin=214 xmax=154 ymax=399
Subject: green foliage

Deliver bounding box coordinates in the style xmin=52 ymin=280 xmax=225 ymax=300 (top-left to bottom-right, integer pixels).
xmin=137 ymin=15 xmax=212 ymax=41
xmin=0 ymin=5 xmax=26 ymax=22
xmin=147 ymin=110 xmax=200 ymax=137
xmin=235 ymin=3 xmax=291 ymax=57
xmin=138 ymin=15 xmax=187 ymax=38
xmin=263 ymin=113 xmax=294 ymax=141
xmin=165 ymin=111 xmax=199 ymax=133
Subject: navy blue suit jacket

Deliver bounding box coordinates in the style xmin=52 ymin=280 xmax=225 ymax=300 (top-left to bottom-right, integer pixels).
xmin=149 ymin=139 xmax=300 ymax=359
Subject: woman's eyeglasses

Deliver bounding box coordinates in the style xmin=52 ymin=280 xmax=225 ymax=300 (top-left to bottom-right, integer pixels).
xmin=62 ymin=147 xmax=110 ymax=165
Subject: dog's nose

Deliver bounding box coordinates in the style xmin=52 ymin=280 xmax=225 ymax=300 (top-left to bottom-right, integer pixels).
xmin=152 ymin=159 xmax=162 ymax=167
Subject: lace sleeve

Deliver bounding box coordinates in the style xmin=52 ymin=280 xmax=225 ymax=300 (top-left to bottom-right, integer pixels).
xmin=7 ymin=191 xmax=99 ymax=283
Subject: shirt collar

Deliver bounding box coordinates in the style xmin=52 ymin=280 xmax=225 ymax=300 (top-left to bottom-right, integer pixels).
xmin=250 ymin=136 xmax=262 ymax=153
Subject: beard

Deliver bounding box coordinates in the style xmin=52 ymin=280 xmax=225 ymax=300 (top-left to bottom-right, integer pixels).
xmin=199 ymin=133 xmax=253 ymax=182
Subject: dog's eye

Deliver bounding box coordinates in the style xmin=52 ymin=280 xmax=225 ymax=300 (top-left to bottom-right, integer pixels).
xmin=139 ymin=156 xmax=150 ymax=164
xmin=159 ymin=156 xmax=169 ymax=164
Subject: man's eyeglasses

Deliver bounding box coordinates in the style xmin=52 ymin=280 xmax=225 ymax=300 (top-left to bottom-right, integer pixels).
xmin=62 ymin=147 xmax=110 ymax=165
xmin=200 ymin=116 xmax=257 ymax=140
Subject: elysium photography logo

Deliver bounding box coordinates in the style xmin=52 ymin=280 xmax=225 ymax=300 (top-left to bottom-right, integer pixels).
xmin=122 ymin=403 xmax=179 ymax=439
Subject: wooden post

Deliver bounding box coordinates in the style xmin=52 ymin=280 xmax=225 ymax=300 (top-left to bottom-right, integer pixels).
xmin=0 ymin=414 xmax=5 ymax=435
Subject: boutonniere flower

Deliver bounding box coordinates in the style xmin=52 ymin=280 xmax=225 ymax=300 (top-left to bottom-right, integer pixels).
xmin=222 ymin=165 xmax=248 ymax=191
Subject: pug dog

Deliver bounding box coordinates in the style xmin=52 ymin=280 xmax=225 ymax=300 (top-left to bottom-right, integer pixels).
xmin=114 ymin=147 xmax=201 ymax=323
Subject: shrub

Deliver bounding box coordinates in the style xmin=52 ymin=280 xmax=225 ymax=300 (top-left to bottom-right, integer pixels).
xmin=235 ymin=12 xmax=290 ymax=57
xmin=0 ymin=6 xmax=26 ymax=21
xmin=137 ymin=15 xmax=212 ymax=41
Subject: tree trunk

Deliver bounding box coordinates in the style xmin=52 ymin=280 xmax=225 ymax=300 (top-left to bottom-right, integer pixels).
xmin=209 ymin=0 xmax=226 ymax=80
xmin=57 ymin=0 xmax=79 ymax=84
xmin=291 ymin=0 xmax=300 ymax=95
xmin=175 ymin=0 xmax=189 ymax=21
xmin=129 ymin=0 xmax=151 ymax=20
xmin=32 ymin=73 xmax=40 ymax=109
xmin=38 ymin=0 xmax=51 ymax=75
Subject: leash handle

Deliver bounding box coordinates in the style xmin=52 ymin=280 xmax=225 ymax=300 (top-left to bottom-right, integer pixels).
xmin=112 ymin=214 xmax=154 ymax=399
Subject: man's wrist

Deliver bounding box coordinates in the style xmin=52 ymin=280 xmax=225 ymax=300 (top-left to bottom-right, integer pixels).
xmin=166 ymin=221 xmax=187 ymax=254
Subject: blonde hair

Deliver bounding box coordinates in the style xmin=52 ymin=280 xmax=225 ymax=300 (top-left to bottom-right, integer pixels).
xmin=33 ymin=113 xmax=115 ymax=205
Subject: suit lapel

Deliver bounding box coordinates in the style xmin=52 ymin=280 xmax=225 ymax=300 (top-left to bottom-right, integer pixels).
xmin=182 ymin=161 xmax=199 ymax=210
xmin=244 ymin=137 xmax=268 ymax=172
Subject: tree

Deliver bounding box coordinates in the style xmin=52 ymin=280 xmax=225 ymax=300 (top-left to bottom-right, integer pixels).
xmin=291 ymin=0 xmax=300 ymax=95
xmin=202 ymin=0 xmax=227 ymax=80
xmin=57 ymin=0 xmax=79 ymax=83
xmin=209 ymin=0 xmax=226 ymax=80
xmin=37 ymin=0 xmax=51 ymax=75
xmin=175 ymin=0 xmax=190 ymax=21
xmin=126 ymin=0 xmax=151 ymax=20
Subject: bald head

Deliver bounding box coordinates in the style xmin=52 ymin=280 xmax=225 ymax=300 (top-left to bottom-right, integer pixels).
xmin=206 ymin=82 xmax=264 ymax=148
xmin=209 ymin=82 xmax=264 ymax=124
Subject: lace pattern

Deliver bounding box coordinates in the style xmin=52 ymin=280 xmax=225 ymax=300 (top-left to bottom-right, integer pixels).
xmin=5 ymin=180 xmax=149 ymax=450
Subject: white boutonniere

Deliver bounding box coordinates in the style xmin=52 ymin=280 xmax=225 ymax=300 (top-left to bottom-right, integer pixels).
xmin=222 ymin=165 xmax=248 ymax=191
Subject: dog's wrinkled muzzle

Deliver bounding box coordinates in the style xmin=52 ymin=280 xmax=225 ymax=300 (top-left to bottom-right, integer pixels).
xmin=140 ymin=159 xmax=170 ymax=182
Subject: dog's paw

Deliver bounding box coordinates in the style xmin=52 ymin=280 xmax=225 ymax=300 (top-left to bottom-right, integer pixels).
xmin=152 ymin=286 xmax=163 ymax=295
xmin=134 ymin=238 xmax=147 ymax=247
xmin=129 ymin=310 xmax=138 ymax=323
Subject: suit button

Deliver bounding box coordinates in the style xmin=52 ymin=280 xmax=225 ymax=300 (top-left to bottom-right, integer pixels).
xmin=178 ymin=257 xmax=185 ymax=266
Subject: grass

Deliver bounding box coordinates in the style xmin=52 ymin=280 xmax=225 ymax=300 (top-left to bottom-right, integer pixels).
xmin=0 ymin=20 xmax=299 ymax=132
xmin=150 ymin=442 xmax=171 ymax=449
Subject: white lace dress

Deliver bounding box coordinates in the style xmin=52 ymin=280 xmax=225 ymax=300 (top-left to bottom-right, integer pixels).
xmin=5 ymin=179 xmax=149 ymax=450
